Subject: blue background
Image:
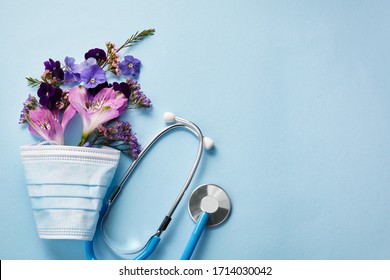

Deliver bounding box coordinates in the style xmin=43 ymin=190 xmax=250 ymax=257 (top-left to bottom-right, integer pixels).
xmin=1 ymin=0 xmax=390 ymax=259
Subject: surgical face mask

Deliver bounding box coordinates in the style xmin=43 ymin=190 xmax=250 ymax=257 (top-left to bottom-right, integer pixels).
xmin=20 ymin=144 xmax=120 ymax=240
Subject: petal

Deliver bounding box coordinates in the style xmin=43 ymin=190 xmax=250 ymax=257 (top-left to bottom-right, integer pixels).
xmin=125 ymin=55 xmax=134 ymax=62
xmin=61 ymin=105 xmax=77 ymax=129
xmin=73 ymin=57 xmax=97 ymax=74
xmin=80 ymin=68 xmax=92 ymax=83
xmin=64 ymin=56 xmax=75 ymax=67
xmin=27 ymin=122 xmax=41 ymax=137
xmin=119 ymin=61 xmax=130 ymax=75
xmin=84 ymin=57 xmax=98 ymax=68
xmin=94 ymin=87 xmax=125 ymax=109
xmin=95 ymin=72 xmax=107 ymax=84
xmin=44 ymin=60 xmax=51 ymax=70
xmin=64 ymin=71 xmax=74 ymax=83
xmin=68 ymin=86 xmax=89 ymax=114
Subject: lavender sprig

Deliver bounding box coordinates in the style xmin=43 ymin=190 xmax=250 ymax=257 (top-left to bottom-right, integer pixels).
xmin=90 ymin=120 xmax=141 ymax=158
xmin=127 ymin=78 xmax=152 ymax=108
xmin=19 ymin=95 xmax=39 ymax=124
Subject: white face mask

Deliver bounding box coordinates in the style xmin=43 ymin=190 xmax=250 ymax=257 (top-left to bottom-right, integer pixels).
xmin=20 ymin=144 xmax=120 ymax=241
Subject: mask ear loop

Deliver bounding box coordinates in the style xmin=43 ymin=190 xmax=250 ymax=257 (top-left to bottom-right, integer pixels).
xmin=86 ymin=118 xmax=209 ymax=259
xmin=36 ymin=141 xmax=60 ymax=146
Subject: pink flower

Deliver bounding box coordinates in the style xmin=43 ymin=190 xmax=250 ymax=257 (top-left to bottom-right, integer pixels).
xmin=68 ymin=86 xmax=128 ymax=145
xmin=26 ymin=106 xmax=76 ymax=145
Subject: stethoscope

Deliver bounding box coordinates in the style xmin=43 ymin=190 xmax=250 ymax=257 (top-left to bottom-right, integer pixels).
xmin=85 ymin=112 xmax=231 ymax=260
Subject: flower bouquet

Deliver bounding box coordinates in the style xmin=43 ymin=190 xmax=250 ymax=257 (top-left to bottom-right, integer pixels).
xmin=19 ymin=29 xmax=155 ymax=240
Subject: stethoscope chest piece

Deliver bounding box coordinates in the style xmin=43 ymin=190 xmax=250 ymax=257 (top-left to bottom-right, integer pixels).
xmin=188 ymin=184 xmax=231 ymax=227
xmin=180 ymin=184 xmax=231 ymax=259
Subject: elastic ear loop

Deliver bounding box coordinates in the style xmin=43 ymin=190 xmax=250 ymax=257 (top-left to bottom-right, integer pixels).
xmin=97 ymin=121 xmax=204 ymax=257
xmin=37 ymin=140 xmax=60 ymax=146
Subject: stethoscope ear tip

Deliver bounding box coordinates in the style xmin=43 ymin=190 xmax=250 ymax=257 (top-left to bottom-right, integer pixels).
xmin=203 ymin=137 xmax=215 ymax=150
xmin=163 ymin=112 xmax=176 ymax=123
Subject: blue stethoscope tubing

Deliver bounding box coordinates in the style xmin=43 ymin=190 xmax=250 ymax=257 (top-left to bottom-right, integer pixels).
xmin=180 ymin=211 xmax=209 ymax=260
xmin=85 ymin=113 xmax=214 ymax=260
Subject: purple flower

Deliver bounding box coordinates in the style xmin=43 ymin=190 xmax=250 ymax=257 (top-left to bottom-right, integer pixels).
xmin=127 ymin=78 xmax=152 ymax=108
xmin=19 ymin=95 xmax=39 ymax=124
xmin=129 ymin=134 xmax=142 ymax=158
xmin=73 ymin=57 xmax=97 ymax=74
xmin=80 ymin=65 xmax=106 ymax=88
xmin=97 ymin=121 xmax=141 ymax=158
xmin=112 ymin=82 xmax=131 ymax=98
xmin=85 ymin=48 xmax=107 ymax=64
xmin=37 ymin=82 xmax=62 ymax=109
xmin=26 ymin=107 xmax=64 ymax=144
xmin=88 ymin=81 xmax=110 ymax=96
xmin=44 ymin=58 xmax=64 ymax=80
xmin=119 ymin=55 xmax=141 ymax=77
xmin=26 ymin=104 xmax=76 ymax=145
xmin=68 ymin=86 xmax=128 ymax=145
xmin=64 ymin=56 xmax=81 ymax=83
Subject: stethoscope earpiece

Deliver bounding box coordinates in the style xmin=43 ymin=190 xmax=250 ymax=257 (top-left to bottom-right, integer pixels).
xmin=163 ymin=111 xmax=176 ymax=123
xmin=202 ymin=136 xmax=215 ymax=150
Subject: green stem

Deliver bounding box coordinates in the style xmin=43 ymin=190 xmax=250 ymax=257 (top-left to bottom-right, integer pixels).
xmin=78 ymin=133 xmax=90 ymax=146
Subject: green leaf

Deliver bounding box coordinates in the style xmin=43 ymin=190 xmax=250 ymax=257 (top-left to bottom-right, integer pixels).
xmin=118 ymin=28 xmax=155 ymax=51
xmin=26 ymin=77 xmax=41 ymax=87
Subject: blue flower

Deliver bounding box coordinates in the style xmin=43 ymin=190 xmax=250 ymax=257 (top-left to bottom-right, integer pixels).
xmin=119 ymin=55 xmax=141 ymax=77
xmin=64 ymin=57 xmax=81 ymax=83
xmin=73 ymin=57 xmax=97 ymax=74
xmin=80 ymin=65 xmax=107 ymax=88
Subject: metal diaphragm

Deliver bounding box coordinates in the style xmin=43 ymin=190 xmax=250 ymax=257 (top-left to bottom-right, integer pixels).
xmin=188 ymin=184 xmax=231 ymax=227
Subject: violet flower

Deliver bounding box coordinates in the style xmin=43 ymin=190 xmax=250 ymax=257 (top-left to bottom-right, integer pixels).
xmin=88 ymin=81 xmax=110 ymax=96
xmin=73 ymin=57 xmax=97 ymax=73
xmin=64 ymin=56 xmax=81 ymax=83
xmin=85 ymin=48 xmax=107 ymax=64
xmin=44 ymin=58 xmax=64 ymax=80
xmin=80 ymin=65 xmax=107 ymax=89
xmin=37 ymin=82 xmax=62 ymax=110
xmin=119 ymin=55 xmax=141 ymax=76
xmin=68 ymin=86 xmax=128 ymax=145
xmin=112 ymin=82 xmax=131 ymax=98
xmin=69 ymin=57 xmax=97 ymax=81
